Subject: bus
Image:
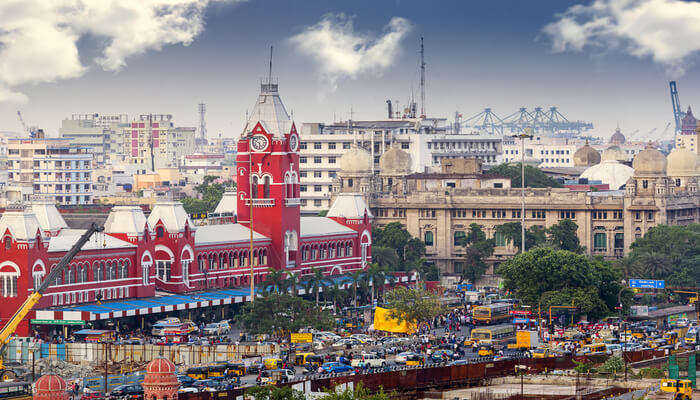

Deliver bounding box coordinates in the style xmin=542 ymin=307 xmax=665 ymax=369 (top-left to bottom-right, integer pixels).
xmin=472 ymin=303 xmax=512 ymax=325
xmin=0 ymin=382 xmax=31 ymax=400
xmin=466 ymin=324 xmax=516 ymax=345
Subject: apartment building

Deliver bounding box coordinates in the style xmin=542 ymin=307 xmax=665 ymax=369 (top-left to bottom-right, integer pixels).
xmin=5 ymin=132 xmax=93 ymax=205
xmin=119 ymin=114 xmax=196 ymax=173
xmin=59 ymin=114 xmax=127 ymax=165
xmin=299 ymin=119 xmax=501 ymax=212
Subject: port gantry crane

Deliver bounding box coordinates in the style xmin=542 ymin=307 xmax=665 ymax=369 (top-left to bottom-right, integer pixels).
xmin=0 ymin=223 xmax=104 ymax=381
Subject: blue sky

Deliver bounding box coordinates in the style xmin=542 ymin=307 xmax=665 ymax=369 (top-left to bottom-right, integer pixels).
xmin=1 ymin=0 xmax=699 ymax=142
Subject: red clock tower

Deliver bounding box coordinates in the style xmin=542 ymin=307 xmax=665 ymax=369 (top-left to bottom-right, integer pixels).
xmin=237 ymin=79 xmax=301 ymax=271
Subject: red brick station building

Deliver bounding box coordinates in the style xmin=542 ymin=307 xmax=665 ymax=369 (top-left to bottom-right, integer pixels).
xmin=0 ymin=80 xmax=374 ymax=336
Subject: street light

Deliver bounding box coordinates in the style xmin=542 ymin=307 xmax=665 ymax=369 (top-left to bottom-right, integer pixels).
xmin=618 ymin=279 xmax=627 ymax=380
xmin=510 ymin=132 xmax=533 ymax=252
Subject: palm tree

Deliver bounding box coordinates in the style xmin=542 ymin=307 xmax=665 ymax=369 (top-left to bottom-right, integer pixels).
xmin=261 ymin=267 xmax=286 ymax=294
xmin=304 ymin=268 xmax=331 ymax=306
xmin=635 ymin=252 xmax=672 ymax=279
xmin=285 ymin=271 xmax=300 ymax=296
xmin=614 ymin=257 xmax=639 ymax=282
xmin=323 ymin=283 xmax=347 ymax=313
xmin=348 ymin=270 xmax=364 ymax=307
xmin=371 ymin=246 xmax=399 ymax=270
xmin=366 ymin=263 xmax=387 ymax=304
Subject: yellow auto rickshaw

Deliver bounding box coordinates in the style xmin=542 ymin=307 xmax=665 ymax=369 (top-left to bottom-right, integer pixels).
xmin=406 ymin=354 xmax=425 ymax=366
xmin=264 ymin=357 xmax=283 ymax=370
xmin=477 ymin=344 xmax=495 ymax=357
xmin=185 ymin=366 xmax=208 ymax=380
xmin=294 ymin=352 xmax=315 ymax=366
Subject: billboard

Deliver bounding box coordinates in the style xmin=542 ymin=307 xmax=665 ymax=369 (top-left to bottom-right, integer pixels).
xmin=629 ymin=279 xmax=665 ymax=289
xmin=290 ymin=333 xmax=312 ymax=343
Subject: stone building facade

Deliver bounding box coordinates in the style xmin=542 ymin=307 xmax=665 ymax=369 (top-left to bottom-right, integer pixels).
xmin=332 ymin=143 xmax=699 ymax=276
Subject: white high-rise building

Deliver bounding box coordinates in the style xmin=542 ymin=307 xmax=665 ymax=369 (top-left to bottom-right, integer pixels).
xmin=299 ymin=118 xmax=501 ymax=212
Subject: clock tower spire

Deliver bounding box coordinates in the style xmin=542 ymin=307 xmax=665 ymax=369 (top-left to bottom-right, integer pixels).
xmin=237 ymin=76 xmax=301 ymax=271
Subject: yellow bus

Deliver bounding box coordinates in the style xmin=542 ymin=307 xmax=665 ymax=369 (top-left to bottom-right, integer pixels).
xmin=466 ymin=324 xmax=515 ymax=345
xmin=472 ymin=303 xmax=512 ymax=325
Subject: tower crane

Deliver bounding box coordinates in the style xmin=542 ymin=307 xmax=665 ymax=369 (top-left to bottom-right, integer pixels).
xmin=0 ymin=223 xmax=103 ymax=380
xmin=16 ymin=111 xmax=27 ymax=136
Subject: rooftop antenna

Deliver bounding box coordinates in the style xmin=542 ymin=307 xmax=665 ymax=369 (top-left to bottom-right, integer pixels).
xmin=420 ymin=36 xmax=426 ymax=118
xmin=268 ymin=45 xmax=273 ymax=84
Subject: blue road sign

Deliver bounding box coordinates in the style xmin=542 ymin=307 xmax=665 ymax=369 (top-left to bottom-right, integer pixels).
xmin=629 ymin=279 xmax=665 ymax=289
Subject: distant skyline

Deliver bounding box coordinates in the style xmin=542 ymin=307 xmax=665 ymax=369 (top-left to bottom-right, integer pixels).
xmin=1 ymin=0 xmax=700 ymax=142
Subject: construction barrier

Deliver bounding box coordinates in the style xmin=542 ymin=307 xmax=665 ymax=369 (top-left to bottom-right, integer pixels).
xmin=4 ymin=340 xmax=279 ymax=365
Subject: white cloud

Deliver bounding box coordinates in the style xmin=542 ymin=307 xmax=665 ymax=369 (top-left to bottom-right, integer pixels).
xmin=289 ymin=14 xmax=411 ymax=88
xmin=542 ymin=0 xmax=700 ymax=76
xmin=0 ymin=0 xmax=236 ymax=102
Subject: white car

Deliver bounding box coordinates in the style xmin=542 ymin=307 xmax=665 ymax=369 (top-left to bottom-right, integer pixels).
xmin=350 ymin=334 xmax=374 ymax=344
xmin=203 ymin=321 xmax=231 ymax=335
xmin=351 ymin=353 xmax=387 ymax=368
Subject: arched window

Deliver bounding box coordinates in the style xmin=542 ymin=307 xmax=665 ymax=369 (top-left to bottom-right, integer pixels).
xmin=3 ymin=237 xmax=11 ymax=250
xmin=263 ymin=176 xmax=271 ymax=198
xmin=156 ymin=226 xmax=165 ymax=238
xmin=229 ymin=253 xmax=235 ymax=268
xmin=109 ymin=262 xmax=117 ymax=280
xmin=0 ymin=264 xmax=19 ymax=298
xmin=93 ymin=263 xmax=100 ymax=282
xmin=251 ymin=176 xmax=259 ymax=198
xmin=424 ymin=231 xmax=434 ymax=246
xmin=253 ymin=250 xmax=259 ymax=266
xmin=81 ymin=265 xmax=88 ymax=282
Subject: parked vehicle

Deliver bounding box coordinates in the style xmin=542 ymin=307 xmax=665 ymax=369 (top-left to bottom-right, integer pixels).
xmin=108 ymin=384 xmax=143 ymax=400
xmin=350 ymin=353 xmax=387 ymax=368
xmin=203 ymin=321 xmax=230 ymax=335
xmin=319 ymin=362 xmax=355 ymax=373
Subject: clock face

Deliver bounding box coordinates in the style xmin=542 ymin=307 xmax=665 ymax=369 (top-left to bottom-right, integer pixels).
xmin=250 ymin=134 xmax=269 ymax=152
xmin=289 ymin=134 xmax=299 ymax=152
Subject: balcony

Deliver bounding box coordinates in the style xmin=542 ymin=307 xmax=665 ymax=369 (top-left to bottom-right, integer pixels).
xmin=285 ymin=198 xmax=301 ymax=207
xmin=244 ymin=198 xmax=275 ymax=207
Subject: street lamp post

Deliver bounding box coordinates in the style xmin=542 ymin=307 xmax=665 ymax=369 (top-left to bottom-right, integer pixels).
xmin=511 ymin=132 xmax=533 ymax=252
xmin=618 ymin=279 xmax=627 ymax=380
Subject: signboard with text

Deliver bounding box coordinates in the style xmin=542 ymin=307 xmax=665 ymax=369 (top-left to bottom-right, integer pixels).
xmin=629 ymin=279 xmax=665 ymax=289
xmin=290 ymin=333 xmax=312 ymax=343
xmin=31 ymin=319 xmax=85 ymax=326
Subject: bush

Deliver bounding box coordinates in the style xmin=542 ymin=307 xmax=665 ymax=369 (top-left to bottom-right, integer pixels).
xmin=601 ymin=356 xmax=624 ymax=374
xmin=573 ymin=360 xmax=596 ymax=374
xmin=637 ymin=367 xmax=664 ymax=379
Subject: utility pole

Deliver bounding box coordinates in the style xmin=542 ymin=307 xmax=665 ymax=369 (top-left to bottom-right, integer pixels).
xmin=419 ymin=37 xmax=426 ymax=118
xmin=511 ymin=132 xmax=532 ymax=252
xmin=103 ymin=341 xmax=109 ymax=395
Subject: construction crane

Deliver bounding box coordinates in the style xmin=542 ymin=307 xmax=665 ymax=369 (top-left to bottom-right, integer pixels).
xmin=662 ymin=122 xmax=672 ymax=137
xmin=16 ymin=111 xmax=27 ymax=136
xmin=670 ymin=81 xmax=684 ymax=134
xmin=0 ymin=223 xmax=103 ymax=380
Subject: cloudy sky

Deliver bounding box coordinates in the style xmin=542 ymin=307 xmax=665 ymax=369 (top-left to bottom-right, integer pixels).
xmin=1 ymin=0 xmax=700 ymax=142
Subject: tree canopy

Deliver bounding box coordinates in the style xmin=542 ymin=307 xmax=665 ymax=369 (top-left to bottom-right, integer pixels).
xmin=488 ymin=163 xmax=563 ymax=188
xmin=619 ymin=224 xmax=700 ymax=287
xmin=245 ymin=386 xmax=305 ymax=400
xmin=457 ymin=223 xmax=495 ymax=285
xmin=496 ymin=247 xmax=629 ymax=320
xmin=236 ymin=293 xmax=334 ymax=335
xmin=383 ymin=286 xmax=444 ymax=327
xmin=372 ymin=222 xmax=429 ymax=274
xmin=181 ymin=175 xmax=235 ymax=215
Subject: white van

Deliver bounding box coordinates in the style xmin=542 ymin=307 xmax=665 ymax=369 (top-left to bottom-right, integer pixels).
xmin=351 ymin=352 xmax=387 ymax=368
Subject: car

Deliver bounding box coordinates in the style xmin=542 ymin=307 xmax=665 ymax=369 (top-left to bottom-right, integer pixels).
xmin=108 ymin=384 xmax=143 ymax=400
xmin=395 ymin=351 xmax=420 ymax=365
xmin=80 ymin=392 xmax=104 ymax=400
xmin=332 ymin=338 xmax=360 ymax=348
xmin=178 ymin=387 xmax=199 ymax=394
xmin=430 ymin=349 xmax=456 ymax=363
xmin=319 ymin=362 xmax=355 ymax=374
xmin=350 ymin=334 xmax=374 ymax=344
xmin=203 ymin=321 xmax=231 ymax=336
xmin=350 ymin=353 xmax=387 ymax=368
xmin=448 ymin=359 xmax=470 ymax=366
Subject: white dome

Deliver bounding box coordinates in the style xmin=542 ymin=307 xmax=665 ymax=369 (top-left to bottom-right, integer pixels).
xmin=632 ymin=144 xmax=667 ymax=176
xmin=379 ymin=145 xmax=412 ymax=175
xmin=667 ymin=146 xmax=698 ymax=177
xmin=339 ymin=146 xmax=372 ymax=174
xmin=580 ymin=160 xmax=634 ymax=190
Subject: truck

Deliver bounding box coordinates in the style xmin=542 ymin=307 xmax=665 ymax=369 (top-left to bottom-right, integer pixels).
xmin=660 ymin=379 xmax=692 ymax=400
xmin=515 ymin=330 xmax=540 ymax=349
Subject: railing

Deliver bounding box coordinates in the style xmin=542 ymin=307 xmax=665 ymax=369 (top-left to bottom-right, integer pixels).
xmin=244 ymin=198 xmax=275 ymax=207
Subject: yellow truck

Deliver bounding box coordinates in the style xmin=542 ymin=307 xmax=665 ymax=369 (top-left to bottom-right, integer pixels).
xmin=515 ymin=330 xmax=540 ymax=349
xmin=660 ymin=379 xmax=692 ymax=400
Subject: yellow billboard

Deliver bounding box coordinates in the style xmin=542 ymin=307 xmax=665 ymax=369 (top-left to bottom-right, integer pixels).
xmin=373 ymin=307 xmax=416 ymax=334
xmin=290 ymin=333 xmax=313 ymax=343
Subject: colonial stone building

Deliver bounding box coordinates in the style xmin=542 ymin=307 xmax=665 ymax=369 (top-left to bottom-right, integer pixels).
xmin=332 ymin=143 xmax=699 ymax=276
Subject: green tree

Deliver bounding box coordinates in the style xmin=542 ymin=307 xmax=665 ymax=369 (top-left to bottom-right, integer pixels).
xmin=383 ymin=286 xmax=444 ymax=327
xmin=348 ymin=270 xmax=364 ymax=306
xmin=261 ymin=268 xmax=287 ymax=294
xmin=246 ymin=386 xmax=305 ymax=400
xmin=495 ymin=222 xmax=547 ymax=253
xmin=181 ymin=176 xmax=236 ymax=214
xmin=496 ymin=247 xmax=629 ymax=320
xmin=371 ymin=246 xmax=400 ymax=270
xmin=459 ymin=223 xmax=495 ymax=285
xmin=285 ymin=271 xmax=300 ymax=296
xmin=546 ymin=219 xmax=583 ymax=253
xmin=488 ymin=163 xmax=563 ymax=188
xmin=236 ymin=293 xmax=334 ymax=335
xmin=323 ymin=283 xmax=348 ymax=312
xmin=366 ymin=263 xmax=387 ymax=303
xmin=303 ymin=268 xmax=332 ymax=306
xmin=320 ymin=385 xmax=390 ymax=400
